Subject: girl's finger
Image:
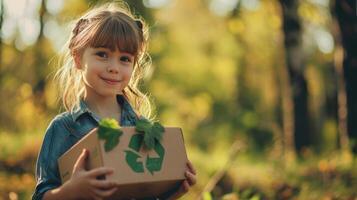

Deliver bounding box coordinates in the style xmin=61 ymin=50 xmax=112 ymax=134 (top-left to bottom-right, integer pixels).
xmin=169 ymin=181 xmax=189 ymax=200
xmin=73 ymin=149 xmax=88 ymax=173
xmin=187 ymin=161 xmax=196 ymax=175
xmin=87 ymin=167 xmax=114 ymax=178
xmin=185 ymin=171 xmax=197 ymax=186
xmin=177 ymin=180 xmax=190 ymax=195
xmin=90 ymin=179 xmax=117 ymax=189
xmin=94 ymin=187 xmax=118 ymax=198
xmin=182 ymin=180 xmax=190 ymax=193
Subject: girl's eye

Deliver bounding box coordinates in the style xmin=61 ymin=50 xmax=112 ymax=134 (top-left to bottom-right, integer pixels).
xmin=95 ymin=51 xmax=108 ymax=58
xmin=120 ymin=56 xmax=132 ymax=63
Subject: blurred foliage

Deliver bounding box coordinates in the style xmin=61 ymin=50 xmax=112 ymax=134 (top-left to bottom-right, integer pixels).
xmin=0 ymin=0 xmax=356 ymax=199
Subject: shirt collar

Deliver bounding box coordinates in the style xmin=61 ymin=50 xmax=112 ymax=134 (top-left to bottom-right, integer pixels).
xmin=71 ymin=100 xmax=92 ymax=122
xmin=70 ymin=94 xmax=139 ymax=123
xmin=117 ymin=95 xmax=140 ymax=125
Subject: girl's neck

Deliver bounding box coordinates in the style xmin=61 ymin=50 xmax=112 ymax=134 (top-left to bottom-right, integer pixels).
xmin=83 ymin=89 xmax=122 ymax=122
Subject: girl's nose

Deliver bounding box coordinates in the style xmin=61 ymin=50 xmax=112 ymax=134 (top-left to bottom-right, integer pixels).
xmin=106 ymin=62 xmax=120 ymax=74
xmin=107 ymin=67 xmax=118 ymax=74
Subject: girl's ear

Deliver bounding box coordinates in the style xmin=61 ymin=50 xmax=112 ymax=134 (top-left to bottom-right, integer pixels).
xmin=73 ymin=51 xmax=82 ymax=69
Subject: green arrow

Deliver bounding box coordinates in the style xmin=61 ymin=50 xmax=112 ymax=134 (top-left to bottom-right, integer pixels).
xmin=124 ymin=150 xmax=144 ymax=173
xmin=128 ymin=134 xmax=143 ymax=152
xmin=146 ymin=139 xmax=165 ymax=175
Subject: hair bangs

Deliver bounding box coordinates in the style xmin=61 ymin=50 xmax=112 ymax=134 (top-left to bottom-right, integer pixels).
xmin=89 ymin=16 xmax=141 ymax=56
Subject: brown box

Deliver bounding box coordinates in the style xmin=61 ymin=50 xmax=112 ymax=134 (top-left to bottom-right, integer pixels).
xmin=58 ymin=127 xmax=188 ymax=199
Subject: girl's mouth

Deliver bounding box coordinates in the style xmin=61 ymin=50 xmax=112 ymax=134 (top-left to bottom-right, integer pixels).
xmin=101 ymin=77 xmax=121 ymax=85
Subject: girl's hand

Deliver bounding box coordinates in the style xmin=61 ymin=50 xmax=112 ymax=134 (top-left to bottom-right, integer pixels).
xmin=62 ymin=149 xmax=118 ymax=200
xmin=167 ymin=160 xmax=197 ymax=200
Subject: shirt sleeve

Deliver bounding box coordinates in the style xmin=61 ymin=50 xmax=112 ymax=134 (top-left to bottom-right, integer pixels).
xmin=32 ymin=118 xmax=64 ymax=200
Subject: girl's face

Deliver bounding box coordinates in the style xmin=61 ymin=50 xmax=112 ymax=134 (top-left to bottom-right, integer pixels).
xmin=78 ymin=47 xmax=135 ymax=97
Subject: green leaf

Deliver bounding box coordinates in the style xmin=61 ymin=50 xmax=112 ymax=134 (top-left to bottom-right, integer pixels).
xmin=98 ymin=118 xmax=123 ymax=152
xmin=104 ymin=131 xmax=121 ymax=152
xmin=97 ymin=126 xmax=113 ymax=139
xmin=152 ymin=122 xmax=164 ymax=141
xmin=136 ymin=118 xmax=152 ymax=132
xmin=99 ymin=118 xmax=120 ymax=129
xmin=135 ymin=118 xmax=165 ymax=150
xmin=98 ymin=118 xmax=121 ymax=139
xmin=144 ymin=130 xmax=156 ymax=149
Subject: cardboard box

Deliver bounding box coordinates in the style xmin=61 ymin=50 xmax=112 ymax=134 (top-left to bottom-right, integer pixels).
xmin=58 ymin=127 xmax=188 ymax=199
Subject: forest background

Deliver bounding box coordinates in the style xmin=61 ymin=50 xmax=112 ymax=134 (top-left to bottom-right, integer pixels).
xmin=0 ymin=0 xmax=357 ymax=199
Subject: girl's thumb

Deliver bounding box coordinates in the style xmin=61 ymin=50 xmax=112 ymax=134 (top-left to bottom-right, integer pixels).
xmin=73 ymin=149 xmax=88 ymax=172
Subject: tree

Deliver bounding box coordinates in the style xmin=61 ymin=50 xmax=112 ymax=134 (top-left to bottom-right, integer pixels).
xmin=279 ymin=0 xmax=311 ymax=153
xmin=0 ymin=0 xmax=3 ymax=70
xmin=334 ymin=0 xmax=357 ymax=153
xmin=32 ymin=0 xmax=48 ymax=108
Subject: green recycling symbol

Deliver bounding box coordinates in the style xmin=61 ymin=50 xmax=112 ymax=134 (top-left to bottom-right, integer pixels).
xmin=124 ymin=134 xmax=165 ymax=175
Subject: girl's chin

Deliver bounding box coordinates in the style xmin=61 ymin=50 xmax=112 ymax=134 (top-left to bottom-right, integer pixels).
xmin=85 ymin=84 xmax=124 ymax=97
xmin=95 ymin=90 xmax=123 ymax=97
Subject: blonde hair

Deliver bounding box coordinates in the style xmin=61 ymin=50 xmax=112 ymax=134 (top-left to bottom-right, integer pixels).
xmin=55 ymin=2 xmax=153 ymax=119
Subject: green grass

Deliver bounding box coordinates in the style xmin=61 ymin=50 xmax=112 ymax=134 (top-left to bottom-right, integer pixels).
xmin=1 ymin=130 xmax=357 ymax=200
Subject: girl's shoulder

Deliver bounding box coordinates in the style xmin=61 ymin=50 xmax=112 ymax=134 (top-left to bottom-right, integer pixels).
xmin=44 ymin=111 xmax=75 ymax=137
xmin=39 ymin=112 xmax=77 ymax=159
xmin=48 ymin=111 xmax=73 ymax=128
xmin=46 ymin=111 xmax=98 ymax=139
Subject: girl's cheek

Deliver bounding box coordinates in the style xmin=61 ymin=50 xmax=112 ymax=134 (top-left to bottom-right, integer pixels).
xmin=91 ymin=65 xmax=104 ymax=74
xmin=124 ymin=68 xmax=133 ymax=77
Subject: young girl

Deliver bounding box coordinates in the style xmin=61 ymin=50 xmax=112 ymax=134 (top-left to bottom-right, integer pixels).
xmin=33 ymin=3 xmax=196 ymax=200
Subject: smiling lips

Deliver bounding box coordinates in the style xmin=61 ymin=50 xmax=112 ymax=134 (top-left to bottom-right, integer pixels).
xmin=101 ymin=77 xmax=121 ymax=85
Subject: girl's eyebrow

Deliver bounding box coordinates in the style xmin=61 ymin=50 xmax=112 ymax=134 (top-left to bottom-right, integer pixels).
xmin=93 ymin=46 xmax=110 ymax=50
xmin=92 ymin=47 xmax=135 ymax=56
xmin=120 ymin=52 xmax=134 ymax=57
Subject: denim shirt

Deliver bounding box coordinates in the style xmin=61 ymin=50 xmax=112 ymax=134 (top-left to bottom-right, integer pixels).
xmin=32 ymin=95 xmax=138 ymax=200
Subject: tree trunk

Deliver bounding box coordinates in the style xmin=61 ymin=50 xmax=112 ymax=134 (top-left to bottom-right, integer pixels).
xmin=279 ymin=0 xmax=310 ymax=153
xmin=32 ymin=0 xmax=47 ymax=108
xmin=334 ymin=0 xmax=357 ymax=153
xmin=330 ymin=5 xmax=350 ymax=153
xmin=278 ymin=48 xmax=296 ymax=161
xmin=0 ymin=0 xmax=4 ymax=70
